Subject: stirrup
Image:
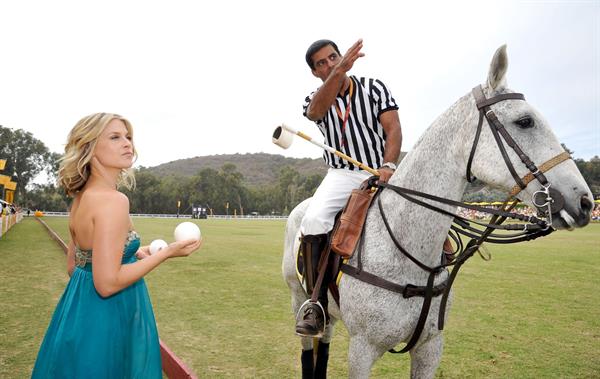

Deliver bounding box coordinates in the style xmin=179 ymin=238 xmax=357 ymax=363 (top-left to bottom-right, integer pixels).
xmin=295 ymin=299 xmax=327 ymax=337
xmin=295 ymin=299 xmax=326 ymax=323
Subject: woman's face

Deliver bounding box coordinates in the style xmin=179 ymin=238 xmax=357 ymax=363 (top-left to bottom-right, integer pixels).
xmin=93 ymin=118 xmax=134 ymax=170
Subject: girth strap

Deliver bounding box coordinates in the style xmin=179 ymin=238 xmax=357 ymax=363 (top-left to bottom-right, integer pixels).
xmin=340 ymin=264 xmax=448 ymax=298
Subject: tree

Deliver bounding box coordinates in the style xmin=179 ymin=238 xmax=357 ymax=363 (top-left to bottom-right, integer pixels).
xmin=272 ymin=166 xmax=325 ymax=215
xmin=0 ymin=125 xmax=55 ymax=204
xmin=26 ymin=183 xmax=69 ymax=211
xmin=219 ymin=163 xmax=248 ymax=214
xmin=564 ymin=144 xmax=600 ymax=195
xmin=574 ymin=155 xmax=600 ymax=195
xmin=123 ymin=169 xmax=169 ymax=214
xmin=187 ymin=168 xmax=221 ymax=213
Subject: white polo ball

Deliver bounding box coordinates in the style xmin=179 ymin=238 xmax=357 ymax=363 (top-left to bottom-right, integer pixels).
xmin=174 ymin=222 xmax=201 ymax=242
xmin=149 ymin=239 xmax=168 ymax=255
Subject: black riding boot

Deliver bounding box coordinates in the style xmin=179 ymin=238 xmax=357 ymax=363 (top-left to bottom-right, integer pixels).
xmin=296 ymin=234 xmax=328 ymax=337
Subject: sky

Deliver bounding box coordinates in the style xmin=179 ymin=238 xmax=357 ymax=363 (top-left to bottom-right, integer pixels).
xmin=1 ymin=0 xmax=598 ymax=176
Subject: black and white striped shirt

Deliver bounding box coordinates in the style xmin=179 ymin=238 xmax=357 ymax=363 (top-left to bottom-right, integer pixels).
xmin=303 ymin=75 xmax=398 ymax=171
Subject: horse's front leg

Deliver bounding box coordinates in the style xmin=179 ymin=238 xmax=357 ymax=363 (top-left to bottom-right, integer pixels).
xmin=348 ymin=334 xmax=383 ymax=379
xmin=409 ymin=333 xmax=443 ymax=379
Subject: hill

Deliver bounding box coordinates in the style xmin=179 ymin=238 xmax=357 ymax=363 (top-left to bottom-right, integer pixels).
xmin=147 ymin=153 xmax=329 ymax=187
xmin=148 ymin=152 xmax=518 ymax=202
xmin=147 ymin=152 xmax=409 ymax=188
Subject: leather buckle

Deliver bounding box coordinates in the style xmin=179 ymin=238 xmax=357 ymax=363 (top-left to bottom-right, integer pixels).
xmin=402 ymin=284 xmax=419 ymax=298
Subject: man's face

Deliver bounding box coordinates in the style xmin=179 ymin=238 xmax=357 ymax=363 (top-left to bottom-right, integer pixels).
xmin=311 ymin=44 xmax=341 ymax=82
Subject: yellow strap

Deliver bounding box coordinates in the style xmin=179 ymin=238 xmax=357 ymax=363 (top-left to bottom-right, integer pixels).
xmin=336 ymin=258 xmax=349 ymax=286
xmin=509 ymin=151 xmax=571 ymax=197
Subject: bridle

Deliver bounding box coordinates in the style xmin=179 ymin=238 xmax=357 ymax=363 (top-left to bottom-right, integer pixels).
xmin=467 ymin=84 xmax=571 ymax=225
xmin=340 ymin=84 xmax=573 ymax=354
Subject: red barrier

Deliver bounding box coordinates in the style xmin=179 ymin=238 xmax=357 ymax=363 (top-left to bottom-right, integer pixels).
xmin=160 ymin=340 xmax=197 ymax=379
xmin=35 ymin=217 xmax=197 ymax=379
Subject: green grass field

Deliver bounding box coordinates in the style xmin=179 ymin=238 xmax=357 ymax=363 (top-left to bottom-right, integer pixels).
xmin=2 ymin=217 xmax=599 ymax=378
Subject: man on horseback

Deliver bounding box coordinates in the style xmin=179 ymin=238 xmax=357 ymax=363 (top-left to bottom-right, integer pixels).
xmin=296 ymin=38 xmax=402 ymax=336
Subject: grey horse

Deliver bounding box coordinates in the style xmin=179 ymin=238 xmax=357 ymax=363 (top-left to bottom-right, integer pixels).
xmin=282 ymin=45 xmax=593 ymax=379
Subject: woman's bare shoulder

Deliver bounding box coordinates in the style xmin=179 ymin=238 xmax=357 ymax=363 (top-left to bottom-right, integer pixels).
xmin=79 ymin=189 xmax=130 ymax=218
xmin=83 ymin=188 xmax=128 ymax=204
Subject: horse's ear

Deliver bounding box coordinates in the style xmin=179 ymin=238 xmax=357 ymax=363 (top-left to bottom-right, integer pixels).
xmin=487 ymin=44 xmax=508 ymax=90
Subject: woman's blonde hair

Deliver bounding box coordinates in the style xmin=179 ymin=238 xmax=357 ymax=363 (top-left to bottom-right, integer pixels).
xmin=58 ymin=113 xmax=137 ymax=197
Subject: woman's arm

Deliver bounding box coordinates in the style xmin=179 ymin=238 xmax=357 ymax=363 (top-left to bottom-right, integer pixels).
xmin=66 ymin=239 xmax=76 ymax=277
xmin=91 ymin=192 xmax=201 ymax=297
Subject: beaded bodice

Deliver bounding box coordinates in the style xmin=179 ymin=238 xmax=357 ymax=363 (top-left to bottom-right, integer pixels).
xmin=74 ymin=230 xmax=140 ymax=267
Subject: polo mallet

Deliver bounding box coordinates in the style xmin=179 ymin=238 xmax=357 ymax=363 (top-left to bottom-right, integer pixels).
xmin=272 ymin=124 xmax=380 ymax=176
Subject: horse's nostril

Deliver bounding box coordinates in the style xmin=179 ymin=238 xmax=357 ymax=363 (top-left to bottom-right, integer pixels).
xmin=580 ymin=194 xmax=593 ymax=214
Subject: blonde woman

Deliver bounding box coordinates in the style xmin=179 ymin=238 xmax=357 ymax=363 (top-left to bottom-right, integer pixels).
xmin=32 ymin=113 xmax=202 ymax=378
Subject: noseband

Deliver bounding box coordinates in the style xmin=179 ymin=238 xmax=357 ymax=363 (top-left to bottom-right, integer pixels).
xmin=467 ymin=85 xmax=571 ymax=222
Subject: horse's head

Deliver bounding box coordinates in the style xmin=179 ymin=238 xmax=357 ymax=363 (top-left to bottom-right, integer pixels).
xmin=468 ymin=45 xmax=593 ymax=230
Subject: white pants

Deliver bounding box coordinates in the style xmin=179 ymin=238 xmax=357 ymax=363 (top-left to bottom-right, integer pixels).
xmin=301 ymin=168 xmax=372 ymax=235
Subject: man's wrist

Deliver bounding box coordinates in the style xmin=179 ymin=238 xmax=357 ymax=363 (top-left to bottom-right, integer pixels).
xmin=380 ymin=162 xmax=397 ymax=171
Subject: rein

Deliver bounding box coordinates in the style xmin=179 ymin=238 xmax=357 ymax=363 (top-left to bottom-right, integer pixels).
xmin=340 ymin=84 xmax=572 ymax=354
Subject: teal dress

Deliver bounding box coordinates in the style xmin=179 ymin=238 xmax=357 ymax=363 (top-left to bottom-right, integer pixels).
xmin=32 ymin=231 xmax=162 ymax=379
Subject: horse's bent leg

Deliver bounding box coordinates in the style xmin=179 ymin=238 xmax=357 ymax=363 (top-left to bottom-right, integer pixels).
xmin=314 ymin=319 xmax=336 ymax=379
xmin=348 ymin=335 xmax=381 ymax=379
xmin=409 ymin=334 xmax=443 ymax=379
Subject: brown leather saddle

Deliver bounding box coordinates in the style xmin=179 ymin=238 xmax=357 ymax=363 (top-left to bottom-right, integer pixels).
xmin=296 ymin=177 xmax=379 ymax=307
xmin=295 ymin=176 xmax=456 ymax=309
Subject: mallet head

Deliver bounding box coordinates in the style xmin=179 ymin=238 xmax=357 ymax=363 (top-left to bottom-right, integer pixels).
xmin=272 ymin=124 xmax=294 ymax=149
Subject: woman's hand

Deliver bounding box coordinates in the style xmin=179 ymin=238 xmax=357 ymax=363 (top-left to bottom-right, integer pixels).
xmin=135 ymin=246 xmax=151 ymax=260
xmin=166 ymin=238 xmax=203 ymax=258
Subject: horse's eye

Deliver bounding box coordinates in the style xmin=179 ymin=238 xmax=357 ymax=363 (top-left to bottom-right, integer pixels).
xmin=515 ymin=116 xmax=534 ymax=129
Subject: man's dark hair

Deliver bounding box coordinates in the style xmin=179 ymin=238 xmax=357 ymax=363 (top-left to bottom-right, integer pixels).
xmin=305 ymin=39 xmax=340 ymax=70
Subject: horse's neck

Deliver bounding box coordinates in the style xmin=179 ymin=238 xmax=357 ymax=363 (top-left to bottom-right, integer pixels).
xmin=368 ymin=94 xmax=477 ymax=268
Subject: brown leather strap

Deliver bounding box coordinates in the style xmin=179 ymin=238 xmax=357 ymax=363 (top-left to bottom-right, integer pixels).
xmin=475 ymin=92 xmax=525 ymax=109
xmin=340 ymin=264 xmax=448 ymax=298
xmin=310 ymin=244 xmax=333 ymax=303
xmin=302 ymin=240 xmax=315 ymax=294
xmin=328 ymin=256 xmax=341 ymax=308
xmin=509 ymin=151 xmax=571 ymax=197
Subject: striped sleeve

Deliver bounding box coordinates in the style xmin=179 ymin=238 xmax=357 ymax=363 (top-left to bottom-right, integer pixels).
xmin=302 ymin=93 xmax=313 ymax=119
xmin=371 ymin=79 xmax=398 ymax=119
xmin=303 ymin=90 xmax=327 ymax=122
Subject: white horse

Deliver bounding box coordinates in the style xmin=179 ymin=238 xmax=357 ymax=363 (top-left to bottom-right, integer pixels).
xmin=282 ymin=45 xmax=593 ymax=379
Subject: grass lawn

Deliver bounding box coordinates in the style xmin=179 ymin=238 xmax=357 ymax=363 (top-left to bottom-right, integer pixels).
xmin=2 ymin=216 xmax=599 ymax=378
